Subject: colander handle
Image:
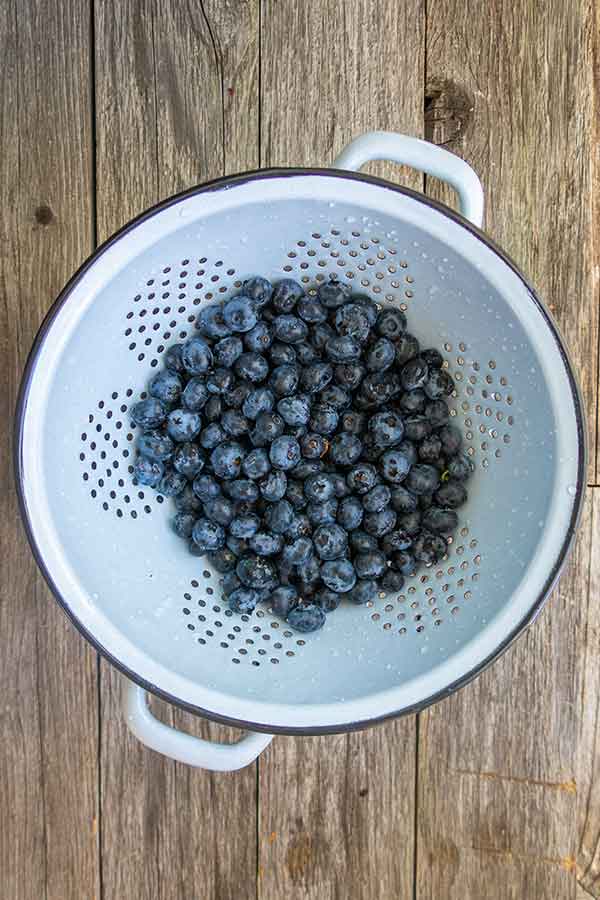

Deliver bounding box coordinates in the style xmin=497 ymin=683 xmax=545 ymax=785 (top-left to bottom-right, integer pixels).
xmin=123 ymin=681 xmax=273 ymax=771
xmin=333 ymin=131 xmax=484 ymax=227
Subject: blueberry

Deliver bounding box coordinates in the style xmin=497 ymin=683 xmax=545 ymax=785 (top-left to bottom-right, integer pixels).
xmin=181 ymin=336 xmax=213 ymax=375
xmin=203 ymin=395 xmax=223 ymax=422
xmin=424 ymin=368 xmax=454 ymax=400
xmin=133 ymin=456 xmax=163 ymax=487
xmin=220 ymin=410 xmax=248 ymax=439
xmin=270 ymin=364 xmax=300 ymax=397
xmin=199 ymin=423 xmax=226 ymax=449
xmin=242 ymin=387 xmax=275 ymax=420
xmin=208 ymin=547 xmax=237 ymax=573
xmin=311 ymin=322 xmax=336 ymax=350
xmin=180 ymin=377 xmax=208 ymax=411
xmin=131 ymin=398 xmax=168 ymax=429
xmin=157 ymin=468 xmax=187 ymax=496
xmin=223 ymin=479 xmax=259 ymax=502
xmin=232 ymin=352 xmax=268 ymax=384
xmin=270 ymin=341 xmax=297 ymax=365
xmin=400 ymin=357 xmax=428 ymax=391
xmin=381 ymin=529 xmax=413 ymax=554
xmin=203 ymin=496 xmax=234 ymax=526
xmin=269 ymin=435 xmax=301 ymax=470
xmin=334 ymin=362 xmax=365 ymax=389
xmin=164 ymin=343 xmax=186 ymax=373
xmin=222 ymin=572 xmax=242 ymax=597
xmin=272 ymin=278 xmax=304 ymax=312
xmin=405 ymin=464 xmax=440 ymax=495
xmin=295 ymin=341 xmax=320 ymax=365
xmin=337 ymin=496 xmax=364 ymax=530
xmin=250 ymin=531 xmax=283 ymax=556
xmin=285 ymin=479 xmax=307 ymax=510
xmin=318 ymin=279 xmax=352 ymax=308
xmin=381 ymin=570 xmax=405 ymax=593
xmin=362 ymin=483 xmax=391 ymax=512
xmin=413 ymin=530 xmax=447 ymax=565
xmin=214 ymin=335 xmax=244 ymax=367
xmin=301 ymin=362 xmax=333 ymax=394
xmin=240 ymin=447 xmax=270 ymax=480
xmin=422 ymin=506 xmax=459 ymax=534
xmin=149 ymin=370 xmax=183 ymax=404
xmin=354 ymin=551 xmax=386 ymax=579
xmin=173 ymin=511 xmax=196 ymax=539
xmin=379 ymin=449 xmax=411 ymax=484
xmin=272 ymin=314 xmax=308 ymax=344
xmin=330 ymin=473 xmax=351 ymax=498
xmin=243 ymin=276 xmax=274 ymax=307
xmin=390 ymin=485 xmax=418 ymax=513
xmin=399 ymin=389 xmax=426 ymax=415
xmin=419 ymin=492 xmax=435 ymax=511
xmin=347 ymin=462 xmax=378 ymax=494
xmin=286 ymin=513 xmax=311 ymax=539
xmin=435 ymin=479 xmax=468 ymax=508
xmin=166 ymin=408 xmax=202 ymax=442
xmin=376 ymin=307 xmax=407 ymax=339
xmin=319 ymin=384 xmax=350 ymax=410
xmin=281 ymin=536 xmax=314 ymax=566
xmin=426 ymin=400 xmax=450 ymax=429
xmin=350 ymin=530 xmax=379 ymax=553
xmin=368 ymin=410 xmax=405 ymax=447
xmin=192 ymin=517 xmax=225 ymax=551
xmin=270 ymin=585 xmax=299 ymax=617
xmin=313 ymin=523 xmax=347 ymax=560
xmin=306 ymin=498 xmax=338 ymax=525
xmin=398 ymin=510 xmax=422 ymax=536
xmin=294 ymin=461 xmax=327 ymax=482
xmin=176 ymin=483 xmax=204 ymax=513
xmin=236 ymin=555 xmax=278 ymax=590
xmin=334 ymin=304 xmax=371 ymax=342
xmin=300 ymin=432 xmax=328 ymax=458
xmin=395 ymin=332 xmax=420 ymax=366
xmin=259 ymin=469 xmax=287 ymax=501
xmin=341 ymin=410 xmax=367 ymax=435
xmin=222 ymin=295 xmax=257 ymax=333
xmin=363 ymin=507 xmax=396 ymax=537
xmin=297 ymin=295 xmax=328 ymax=323
xmin=438 ymin=424 xmax=462 ymax=457
xmin=348 ymin=579 xmax=378 ymax=604
xmin=351 ymin=293 xmax=378 ymax=326
xmin=229 ymin=514 xmax=260 ymax=538
xmin=366 ymin=337 xmax=396 ymax=372
xmin=198 ymin=302 xmax=231 ymax=338
xmin=358 ymin=372 xmax=401 ymax=407
xmin=325 ymin=335 xmax=362 ymax=363
xmin=418 ymin=432 xmax=443 ymax=464
xmin=210 ymin=442 xmax=244 ymax=479
xmin=206 ymin=367 xmax=235 ymax=395
xmin=304 ymin=473 xmax=335 ymax=502
xmin=446 ymin=452 xmax=474 ymax=481
xmin=226 ymin=535 xmax=248 ymax=557
xmin=329 ymin=433 xmax=363 ymax=466
xmin=243 ymin=321 xmax=272 ymax=353
xmin=277 ymin=395 xmax=311 ymax=426
xmin=392 ymin=550 xmax=417 ymax=576
xmin=421 ymin=348 xmax=444 ymax=368
xmin=263 ymin=499 xmax=293 ymax=534
xmin=137 ymin=430 xmax=174 ymax=462
xmin=228 ymin=587 xmax=260 ymax=614
xmin=224 ymin=381 xmax=252 ymax=409
xmin=403 ymin=415 xmax=433 ymax=442
xmin=250 ymin=412 xmax=284 ymax=446
xmin=309 ymin=403 xmax=339 ymax=435
xmin=321 ymin=559 xmax=357 ymax=593
xmin=286 ymin=603 xmax=326 ymax=633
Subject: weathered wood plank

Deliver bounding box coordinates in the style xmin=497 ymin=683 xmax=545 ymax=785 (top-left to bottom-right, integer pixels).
xmin=1 ymin=2 xmax=99 ymax=899
xmin=95 ymin=2 xmax=259 ymax=898
xmin=258 ymin=2 xmax=424 ymax=897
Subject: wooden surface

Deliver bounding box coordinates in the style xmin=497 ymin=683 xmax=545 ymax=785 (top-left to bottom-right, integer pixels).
xmin=1 ymin=1 xmax=598 ymax=898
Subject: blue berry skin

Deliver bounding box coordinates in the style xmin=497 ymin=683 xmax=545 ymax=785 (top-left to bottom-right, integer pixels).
xmin=304 ymin=473 xmax=335 ymax=503
xmin=354 ymin=551 xmax=386 ymax=579
xmin=337 ymin=496 xmax=364 ymax=530
xmin=391 ymin=550 xmax=417 ymax=576
xmin=228 ymin=587 xmax=260 ymax=614
xmin=295 ymin=342 xmax=320 ymax=365
xmin=272 ymin=314 xmax=308 ymax=344
xmin=244 ymin=321 xmax=273 ymax=353
xmin=229 ymin=514 xmax=260 ymax=539
xmin=438 ymin=424 xmax=463 ymax=457
xmin=259 ymin=469 xmax=287 ymax=501
xmin=133 ymin=456 xmax=164 ymax=487
xmin=173 ymin=511 xmax=196 ymax=539
xmin=222 ymin=571 xmax=242 ymax=597
xmin=272 ymin=278 xmax=304 ymax=312
xmin=435 ymin=479 xmax=468 ymax=508
xmin=413 ymin=530 xmax=447 ymax=565
xmin=264 ymin=499 xmax=294 ymax=534
xmin=424 ymin=368 xmax=454 ymax=400
xmin=325 ymin=335 xmax=362 ymax=363
xmin=297 ymin=295 xmax=328 ymax=323
xmin=363 ymin=507 xmax=397 ymax=537
xmin=181 ymin=336 xmax=213 ymax=375
xmin=318 ymin=279 xmax=352 ymax=308
xmin=381 ymin=570 xmax=405 ymax=593
xmin=403 ymin=415 xmax=432 ymax=442
xmin=366 ymin=337 xmax=396 ymax=372
xmin=421 ymin=348 xmax=444 ymax=368
xmin=286 ymin=476 xmax=307 ymax=510
xmin=381 ymin=529 xmax=413 ymax=554
xmin=208 ymin=548 xmax=237 ymax=573
xmin=399 ymin=389 xmax=426 ymax=415
xmin=164 ymin=343 xmax=186 ymax=373
xmin=298 ymin=554 xmax=322 ymax=591
xmin=224 ymin=381 xmax=252 ymax=410
xmin=177 ymin=483 xmax=204 ymax=513
xmin=334 ymin=304 xmax=371 ymax=342
xmin=198 ymin=302 xmax=232 ymax=338
xmin=405 ymin=464 xmax=440 ymax=495
xmin=422 ymin=506 xmax=459 ymax=534
xmin=166 ymin=408 xmax=202 ymax=442
xmin=313 ymin=523 xmax=347 ymax=560
xmin=269 ymin=364 xmax=300 ymax=397
xmin=307 ymin=499 xmax=338 ymax=526
xmin=347 ymin=463 xmax=378 ymax=494
xmin=400 ymin=357 xmax=429 ymax=391
xmin=301 ymin=362 xmax=333 ymax=394
xmin=368 ymin=410 xmax=405 ymax=447
xmin=311 ymin=322 xmax=336 ymax=350
xmin=379 ymin=449 xmax=412 ymax=484
xmin=181 ymin=376 xmax=209 ymax=411
xmin=447 ymin=452 xmax=474 ymax=481
xmin=210 ymin=442 xmax=244 ymax=479
xmin=329 ymin=433 xmax=363 ymax=466
xmin=199 ymin=423 xmax=226 ymax=449
xmin=293 ymin=459 xmax=324 ymax=480
xmin=242 ymin=447 xmax=270 ymax=480
xmin=243 ymin=276 xmax=274 ymax=308
xmin=206 ymin=367 xmax=235 ymax=395
xmin=223 ymin=295 xmax=258 ymax=333
xmin=335 ymin=362 xmax=365 ymax=389
xmin=350 ymin=530 xmax=379 ymax=554
xmin=157 ymin=468 xmax=187 ymax=496
xmin=287 ymin=604 xmax=326 ymax=633
xmin=188 ymin=540 xmax=205 ymax=558
xmin=137 ymin=430 xmax=174 ymax=462
xmin=213 ymin=335 xmax=243 ymax=367
xmin=131 ymin=398 xmax=168 ymax=429
xmin=234 ymin=352 xmax=269 ymax=383
xmin=300 ymin=432 xmax=328 ymax=459
xmin=319 ymin=384 xmax=350 ymax=410
xmin=390 ymin=485 xmax=418 ymax=513
xmin=309 ymin=403 xmax=339 ymax=435
xmin=348 ymin=579 xmax=378 ymax=605
xmin=203 ymin=496 xmax=234 ymax=526
xmin=250 ymin=412 xmax=285 ymax=447
xmin=192 ymin=517 xmax=226 ymax=551
xmin=236 ymin=555 xmax=278 ymax=590
xmin=330 ymin=473 xmax=351 ymax=498
xmin=221 ymin=409 xmax=249 ymax=438
xmin=314 ymin=588 xmax=342 ymax=612
xmin=357 ymin=371 xmax=402 ymax=408
xmin=149 ymin=370 xmax=183 ymax=404
xmin=321 ymin=559 xmax=357 ymax=593
xmin=426 ymin=400 xmax=450 ymax=429
xmin=203 ymin=395 xmax=223 ymax=423
xmin=277 ymin=395 xmax=311 ymax=426
xmin=269 ymin=344 xmax=297 ymax=368
xmin=352 ymin=293 xmax=378 ymax=326
xmin=281 ymin=536 xmax=313 ymax=566
xmin=269 ymin=435 xmax=301 ymax=470
xmin=376 ymin=307 xmax=407 ymax=339
xmin=362 ymin=483 xmax=391 ymax=512
xmin=242 ymin=387 xmax=275 ymax=420
xmin=270 ymin=585 xmax=298 ymax=617
xmin=250 ymin=531 xmax=283 ymax=556
xmin=395 ymin=332 xmax=420 ymax=366
xmin=286 ymin=513 xmax=311 ymax=539
xmin=398 ymin=510 xmax=422 ymax=536
xmin=418 ymin=434 xmax=442 ymax=463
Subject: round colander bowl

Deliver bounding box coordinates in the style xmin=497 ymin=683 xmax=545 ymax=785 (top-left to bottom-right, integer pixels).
xmin=15 ymin=132 xmax=585 ymax=771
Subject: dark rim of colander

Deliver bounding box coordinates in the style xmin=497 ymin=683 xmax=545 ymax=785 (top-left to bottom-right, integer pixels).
xmin=13 ymin=166 xmax=587 ymax=737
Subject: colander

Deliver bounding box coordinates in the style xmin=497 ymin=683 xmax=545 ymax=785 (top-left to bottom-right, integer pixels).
xmin=15 ymin=132 xmax=585 ymax=772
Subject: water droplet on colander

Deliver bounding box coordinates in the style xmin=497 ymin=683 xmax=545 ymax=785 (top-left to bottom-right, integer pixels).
xmin=567 ymin=485 xmax=576 ymax=497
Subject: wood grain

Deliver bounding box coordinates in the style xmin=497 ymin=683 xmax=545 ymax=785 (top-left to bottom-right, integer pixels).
xmin=258 ymin=2 xmax=424 ymax=897
xmin=95 ymin=2 xmax=259 ymax=899
xmin=0 ymin=2 xmax=99 ymax=899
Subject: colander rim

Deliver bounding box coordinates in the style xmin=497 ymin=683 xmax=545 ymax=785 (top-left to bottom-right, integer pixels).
xmin=13 ymin=165 xmax=587 ymax=735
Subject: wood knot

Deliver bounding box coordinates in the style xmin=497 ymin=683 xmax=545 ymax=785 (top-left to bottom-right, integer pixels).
xmin=425 ymin=78 xmax=475 ymax=147
xmin=34 ymin=204 xmax=55 ymax=226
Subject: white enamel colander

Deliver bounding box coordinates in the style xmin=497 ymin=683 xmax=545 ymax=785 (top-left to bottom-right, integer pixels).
xmin=15 ymin=132 xmax=585 ymax=771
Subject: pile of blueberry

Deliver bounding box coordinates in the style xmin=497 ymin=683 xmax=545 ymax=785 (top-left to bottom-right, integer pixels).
xmin=130 ymin=276 xmax=473 ymax=633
